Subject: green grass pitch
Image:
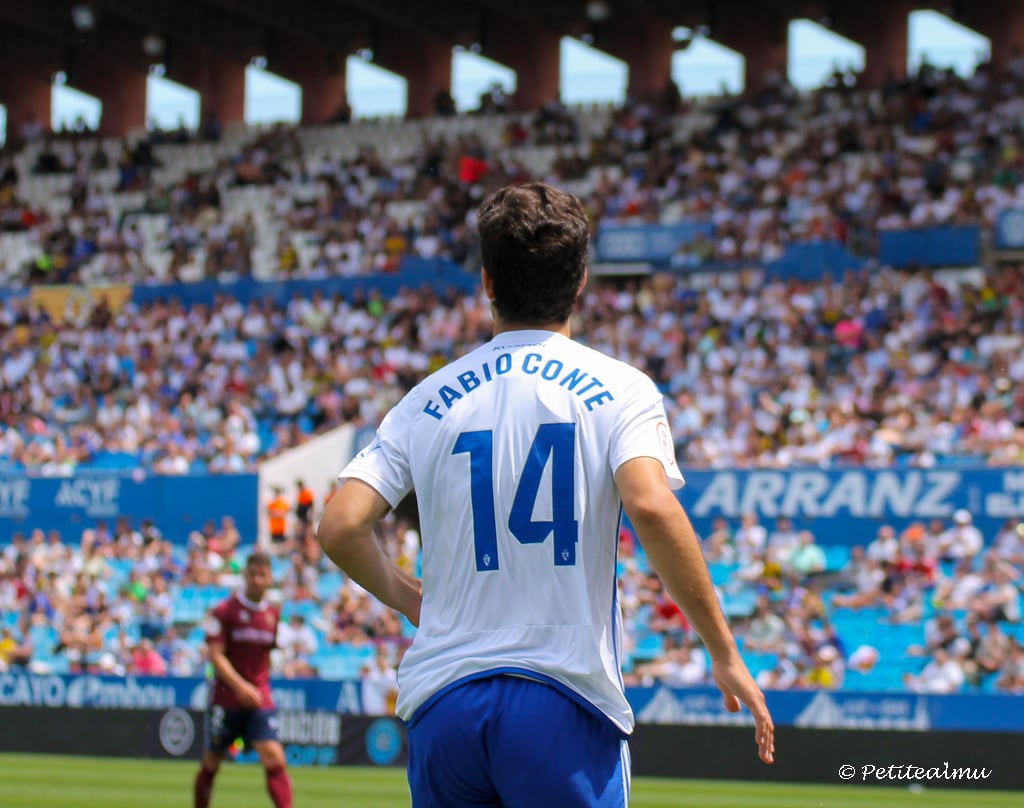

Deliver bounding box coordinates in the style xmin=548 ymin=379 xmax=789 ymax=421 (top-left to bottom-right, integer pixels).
xmin=0 ymin=754 xmax=1018 ymax=807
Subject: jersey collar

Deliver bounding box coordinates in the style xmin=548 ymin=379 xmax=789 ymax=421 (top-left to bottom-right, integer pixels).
xmin=489 ymin=330 xmax=565 ymax=346
xmin=237 ymin=592 xmax=269 ymax=611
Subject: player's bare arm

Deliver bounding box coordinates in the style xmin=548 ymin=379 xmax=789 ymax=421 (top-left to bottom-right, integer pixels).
xmin=208 ymin=639 xmax=262 ymax=708
xmin=616 ymin=455 xmax=775 ymax=765
xmin=317 ymin=479 xmax=423 ymax=627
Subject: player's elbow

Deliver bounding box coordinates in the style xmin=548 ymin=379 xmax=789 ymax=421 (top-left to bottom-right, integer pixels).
xmin=622 ymin=482 xmax=683 ymax=532
xmin=317 ymin=479 xmax=391 ymax=559
xmin=316 ymin=507 xmax=364 ymax=558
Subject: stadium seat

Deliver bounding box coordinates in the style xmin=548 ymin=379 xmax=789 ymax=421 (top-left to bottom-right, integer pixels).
xmin=316 ymin=571 xmax=345 ymax=601
xmin=311 ymin=645 xmax=378 ymax=680
xmin=824 ymin=546 xmax=850 ymax=572
xmin=707 ymin=563 xmax=737 ymax=587
xmin=632 ymin=633 xmax=666 ymax=662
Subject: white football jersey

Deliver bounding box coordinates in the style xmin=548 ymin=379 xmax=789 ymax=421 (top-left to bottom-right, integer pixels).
xmin=340 ymin=329 xmax=684 ymax=733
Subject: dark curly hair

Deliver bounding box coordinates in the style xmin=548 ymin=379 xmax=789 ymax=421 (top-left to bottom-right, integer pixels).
xmin=477 ymin=183 xmax=589 ymax=326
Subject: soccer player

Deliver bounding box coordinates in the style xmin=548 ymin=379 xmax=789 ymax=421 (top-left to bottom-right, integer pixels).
xmin=317 ymin=183 xmax=774 ymax=807
xmin=193 ymin=552 xmax=292 ymax=808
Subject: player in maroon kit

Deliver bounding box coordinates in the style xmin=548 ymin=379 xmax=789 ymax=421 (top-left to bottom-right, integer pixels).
xmin=193 ymin=552 xmax=293 ymax=808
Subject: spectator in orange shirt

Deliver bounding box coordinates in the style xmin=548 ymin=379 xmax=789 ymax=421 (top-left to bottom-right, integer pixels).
xmin=267 ymin=487 xmax=290 ymax=552
xmin=295 ymin=480 xmax=315 ymax=529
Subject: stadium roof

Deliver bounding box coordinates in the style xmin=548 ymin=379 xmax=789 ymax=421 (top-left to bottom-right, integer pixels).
xmin=0 ymin=0 xmax=918 ymax=79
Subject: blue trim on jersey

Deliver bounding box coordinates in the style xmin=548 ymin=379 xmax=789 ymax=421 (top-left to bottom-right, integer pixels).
xmin=611 ymin=503 xmax=624 ymax=691
xmin=407 ymin=667 xmax=627 ymax=738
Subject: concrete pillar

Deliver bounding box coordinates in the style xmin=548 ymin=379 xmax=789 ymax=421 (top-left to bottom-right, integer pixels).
xmin=484 ymin=18 xmax=561 ymax=111
xmin=0 ymin=65 xmax=52 ymax=146
xmin=70 ymin=53 xmax=147 ymax=137
xmin=599 ymin=12 xmax=675 ymax=99
xmin=269 ymin=45 xmax=348 ymax=125
xmin=833 ymin=1 xmax=910 ymax=87
xmin=374 ymin=29 xmax=452 ymax=119
xmin=166 ymin=47 xmax=246 ymax=127
xmin=715 ymin=12 xmax=789 ymax=95
xmin=957 ymin=0 xmax=1024 ymax=71
xmin=296 ymin=66 xmax=348 ymax=125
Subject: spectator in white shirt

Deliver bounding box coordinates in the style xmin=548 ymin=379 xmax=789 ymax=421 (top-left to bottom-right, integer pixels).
xmin=904 ymin=648 xmax=965 ymax=694
xmin=638 ymin=638 xmax=708 ymax=687
xmin=360 ymin=655 xmax=399 ymax=715
xmin=277 ymin=614 xmax=319 ymax=678
xmin=971 ymin=565 xmax=1021 ymax=624
xmin=937 ymin=510 xmax=984 ymax=560
xmin=866 ymin=525 xmax=900 ymax=564
xmin=735 ymin=513 xmax=768 ymax=565
xmin=994 ymin=520 xmax=1024 ymax=565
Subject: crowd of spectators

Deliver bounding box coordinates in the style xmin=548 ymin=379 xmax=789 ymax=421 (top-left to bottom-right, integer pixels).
xmin=0 ymin=506 xmax=415 ymax=684
xmin=618 ymin=508 xmax=1024 ymax=694
xmin=2 ymin=260 xmax=1022 ymax=474
xmin=5 ymin=56 xmax=1024 ymax=286
xmin=1 ymin=500 xmax=1020 ymax=696
xmin=0 ymin=58 xmax=1022 ymax=473
xmin=2 ymin=59 xmax=1023 ymax=697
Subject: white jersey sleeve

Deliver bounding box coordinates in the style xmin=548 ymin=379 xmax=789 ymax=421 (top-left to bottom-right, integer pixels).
xmin=339 ymin=397 xmax=414 ymax=508
xmin=609 ymin=376 xmax=685 ymax=489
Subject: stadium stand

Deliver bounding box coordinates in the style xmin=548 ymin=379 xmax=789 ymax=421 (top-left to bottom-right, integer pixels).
xmin=1 ymin=63 xmax=1023 ymax=698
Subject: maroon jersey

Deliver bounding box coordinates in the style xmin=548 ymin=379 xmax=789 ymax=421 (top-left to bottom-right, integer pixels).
xmin=205 ymin=593 xmax=280 ymax=709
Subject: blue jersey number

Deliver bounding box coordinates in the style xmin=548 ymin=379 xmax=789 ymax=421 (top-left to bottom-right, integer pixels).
xmin=452 ymin=423 xmax=579 ymax=571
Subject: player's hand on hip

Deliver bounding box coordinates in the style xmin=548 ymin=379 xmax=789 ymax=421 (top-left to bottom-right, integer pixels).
xmin=712 ymin=655 xmax=775 ymax=765
xmin=237 ymin=682 xmax=263 ymax=708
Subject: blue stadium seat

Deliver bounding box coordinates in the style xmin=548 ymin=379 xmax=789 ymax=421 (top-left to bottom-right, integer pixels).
xmin=824 ymin=546 xmax=850 ymax=572
xmin=198 ymin=586 xmax=232 ymax=609
xmin=708 ymin=563 xmax=736 ymax=587
xmin=281 ymin=600 xmax=320 ymax=621
xmin=723 ymin=590 xmax=757 ymax=619
xmin=172 ymin=591 xmax=206 ymax=624
xmin=316 ymin=570 xmax=345 ymax=601
xmin=311 ymin=645 xmax=378 ymax=680
xmin=28 ymin=624 xmax=59 ymax=655
xmin=741 ymin=652 xmax=778 ymax=676
xmin=632 ymin=633 xmax=665 ymax=662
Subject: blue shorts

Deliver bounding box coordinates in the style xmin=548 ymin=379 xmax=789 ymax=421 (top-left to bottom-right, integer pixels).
xmin=408 ymin=674 xmax=630 ymax=808
xmin=204 ymin=706 xmax=280 ymax=753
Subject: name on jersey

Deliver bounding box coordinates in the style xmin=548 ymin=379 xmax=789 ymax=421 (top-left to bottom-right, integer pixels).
xmin=231 ymin=627 xmax=276 ymax=645
xmin=423 ymin=352 xmax=615 ymax=420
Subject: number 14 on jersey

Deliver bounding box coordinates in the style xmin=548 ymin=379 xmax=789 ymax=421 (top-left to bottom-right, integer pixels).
xmin=453 ymin=423 xmax=579 ymax=571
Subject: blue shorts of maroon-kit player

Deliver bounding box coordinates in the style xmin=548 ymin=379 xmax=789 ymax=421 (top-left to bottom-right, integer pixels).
xmin=407 ymin=673 xmax=631 ymax=808
xmin=204 ymin=705 xmax=280 ymax=753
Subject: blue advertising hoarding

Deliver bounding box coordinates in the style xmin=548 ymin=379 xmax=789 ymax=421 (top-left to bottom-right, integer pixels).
xmin=878 ymin=226 xmax=980 ymax=267
xmin=0 ymin=473 xmax=258 ymax=543
xmin=765 ymin=241 xmax=865 ymax=279
xmin=1 ymin=672 xmax=1019 ymax=732
xmin=1 ymin=468 xmax=1019 ymax=548
xmin=596 ymin=221 xmax=714 ymax=264
xmin=130 ymin=259 xmax=480 ymax=308
xmin=678 ymin=467 xmax=1024 ymax=545
xmin=628 ymin=686 xmax=1023 ymax=733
